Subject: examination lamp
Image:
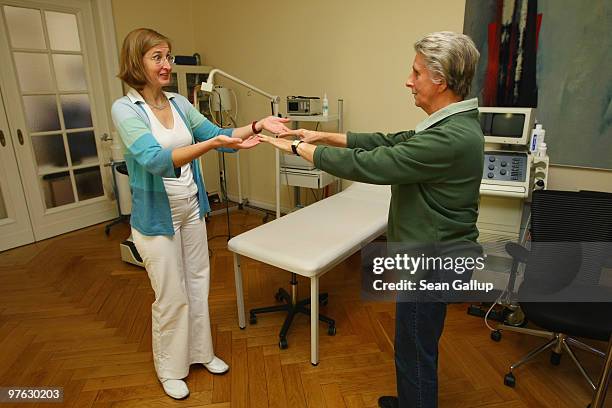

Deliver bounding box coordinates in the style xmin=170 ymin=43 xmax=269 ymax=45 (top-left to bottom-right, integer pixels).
xmin=202 ymin=70 xmax=282 ymax=218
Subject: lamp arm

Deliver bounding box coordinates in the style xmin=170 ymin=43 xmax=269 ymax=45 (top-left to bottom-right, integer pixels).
xmin=201 ymin=68 xmax=282 ymax=219
xmin=202 ymin=69 xmax=280 ymax=105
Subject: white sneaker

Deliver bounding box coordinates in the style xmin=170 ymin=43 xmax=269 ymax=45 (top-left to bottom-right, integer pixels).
xmin=160 ymin=378 xmax=189 ymax=399
xmin=203 ymin=356 xmax=229 ymax=374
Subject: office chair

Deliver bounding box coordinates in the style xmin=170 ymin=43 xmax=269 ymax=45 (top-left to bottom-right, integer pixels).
xmin=248 ymin=273 xmax=335 ymax=349
xmin=489 ymin=190 xmax=612 ymax=407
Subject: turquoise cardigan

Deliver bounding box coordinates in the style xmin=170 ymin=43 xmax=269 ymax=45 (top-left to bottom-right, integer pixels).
xmin=111 ymin=91 xmax=234 ymax=236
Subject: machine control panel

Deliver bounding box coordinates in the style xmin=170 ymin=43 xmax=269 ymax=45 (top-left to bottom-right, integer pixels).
xmin=483 ymin=151 xmax=528 ymax=182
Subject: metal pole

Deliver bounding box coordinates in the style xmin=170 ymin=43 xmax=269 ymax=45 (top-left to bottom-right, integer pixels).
xmin=591 ymin=337 xmax=612 ymax=407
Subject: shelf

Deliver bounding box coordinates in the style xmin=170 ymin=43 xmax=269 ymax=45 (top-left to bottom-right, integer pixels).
xmin=171 ymin=65 xmax=212 ymax=74
xmin=37 ymin=157 xmax=100 ymax=176
xmin=280 ymin=167 xmax=335 ymax=189
xmin=72 ymin=158 xmax=101 ymax=170
xmin=287 ymin=114 xmax=339 ymax=122
xmin=281 ymin=154 xmax=315 ymax=171
xmin=276 ymin=100 xmax=344 ymax=215
xmin=38 ymin=164 xmax=69 ymax=176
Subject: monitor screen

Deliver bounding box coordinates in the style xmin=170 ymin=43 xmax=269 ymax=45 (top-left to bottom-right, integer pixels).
xmin=479 ymin=112 xmax=526 ymax=138
xmin=477 ymin=107 xmax=535 ymax=145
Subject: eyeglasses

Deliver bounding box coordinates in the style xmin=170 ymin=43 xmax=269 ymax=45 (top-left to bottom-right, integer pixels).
xmin=150 ymin=54 xmax=175 ymax=66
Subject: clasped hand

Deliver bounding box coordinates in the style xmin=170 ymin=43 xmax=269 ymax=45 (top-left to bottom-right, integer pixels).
xmin=214 ymin=116 xmax=292 ymax=150
xmin=258 ymin=128 xmax=317 ymax=153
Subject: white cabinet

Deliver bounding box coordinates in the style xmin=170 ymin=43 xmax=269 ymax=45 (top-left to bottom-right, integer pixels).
xmin=280 ymin=101 xmax=344 ymax=207
xmin=165 ymin=65 xmax=211 ymax=104
xmin=163 ymin=65 xmax=221 ymax=196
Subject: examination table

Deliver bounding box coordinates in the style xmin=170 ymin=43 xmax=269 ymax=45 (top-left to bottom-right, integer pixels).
xmin=228 ymin=182 xmax=391 ymax=365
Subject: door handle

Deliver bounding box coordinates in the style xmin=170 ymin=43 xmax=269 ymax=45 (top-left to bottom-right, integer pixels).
xmin=17 ymin=129 xmax=24 ymax=145
xmin=0 ymin=130 xmax=5 ymax=147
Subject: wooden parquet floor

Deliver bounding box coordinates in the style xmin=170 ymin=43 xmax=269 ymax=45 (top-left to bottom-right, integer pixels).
xmin=0 ymin=210 xmax=608 ymax=407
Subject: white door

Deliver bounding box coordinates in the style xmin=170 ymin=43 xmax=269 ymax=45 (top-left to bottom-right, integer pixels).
xmin=0 ymin=85 xmax=35 ymax=251
xmin=0 ymin=0 xmax=115 ymax=245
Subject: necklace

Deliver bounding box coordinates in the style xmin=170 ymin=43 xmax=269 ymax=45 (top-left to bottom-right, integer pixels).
xmin=146 ymin=96 xmax=168 ymax=110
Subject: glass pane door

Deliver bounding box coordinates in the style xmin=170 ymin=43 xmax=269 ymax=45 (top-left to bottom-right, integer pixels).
xmin=5 ymin=5 xmax=104 ymax=209
xmin=0 ymin=1 xmax=115 ymax=241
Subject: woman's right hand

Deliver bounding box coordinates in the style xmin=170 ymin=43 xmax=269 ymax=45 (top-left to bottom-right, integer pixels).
xmin=278 ymin=129 xmax=321 ymax=144
xmin=215 ymin=135 xmax=260 ymax=150
xmin=215 ymin=135 xmax=245 ymax=149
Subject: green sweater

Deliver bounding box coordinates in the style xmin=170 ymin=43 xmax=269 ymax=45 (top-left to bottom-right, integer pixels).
xmin=313 ymin=109 xmax=484 ymax=244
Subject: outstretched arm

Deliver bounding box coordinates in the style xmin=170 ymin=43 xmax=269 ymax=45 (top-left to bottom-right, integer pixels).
xmin=258 ymin=135 xmax=317 ymax=163
xmin=172 ymin=135 xmax=259 ymax=167
xmin=278 ymin=129 xmax=348 ymax=147
xmin=234 ymin=116 xmax=291 ymax=139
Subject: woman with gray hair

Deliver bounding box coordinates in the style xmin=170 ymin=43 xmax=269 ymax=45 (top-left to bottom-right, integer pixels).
xmin=262 ymin=31 xmax=483 ymax=407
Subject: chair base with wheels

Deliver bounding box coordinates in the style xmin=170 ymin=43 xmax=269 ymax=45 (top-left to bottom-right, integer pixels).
xmin=495 ymin=327 xmax=607 ymax=390
xmin=248 ymin=273 xmax=336 ymax=349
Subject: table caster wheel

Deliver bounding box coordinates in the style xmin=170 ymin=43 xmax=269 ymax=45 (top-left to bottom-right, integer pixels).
xmin=279 ymin=337 xmax=288 ymax=349
xmin=327 ymin=325 xmax=336 ymax=336
xmin=504 ymin=372 xmax=516 ymax=387
xmin=491 ymin=330 xmax=502 ymax=342
xmin=249 ymin=315 xmax=257 ymax=325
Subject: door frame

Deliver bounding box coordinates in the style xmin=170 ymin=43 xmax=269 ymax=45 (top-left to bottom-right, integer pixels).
xmin=0 ymin=85 xmax=35 ymax=251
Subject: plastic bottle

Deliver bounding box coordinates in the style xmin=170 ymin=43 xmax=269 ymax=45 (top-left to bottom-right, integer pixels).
xmin=322 ymin=93 xmax=329 ymax=117
xmin=529 ymin=124 xmax=545 ymax=154
xmin=537 ymin=142 xmax=547 ymax=158
xmin=537 ymin=125 xmax=546 ymax=150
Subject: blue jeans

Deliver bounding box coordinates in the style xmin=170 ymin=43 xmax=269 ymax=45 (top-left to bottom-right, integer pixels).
xmin=390 ymin=242 xmax=479 ymax=407
xmin=394 ymin=298 xmax=447 ymax=408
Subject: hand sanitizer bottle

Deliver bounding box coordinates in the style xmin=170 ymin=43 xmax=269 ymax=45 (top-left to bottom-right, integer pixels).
xmin=529 ymin=124 xmax=545 ymax=154
xmin=322 ymin=93 xmax=329 ymax=117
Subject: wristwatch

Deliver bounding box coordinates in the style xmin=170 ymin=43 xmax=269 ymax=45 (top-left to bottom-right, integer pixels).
xmin=291 ymin=140 xmax=304 ymax=156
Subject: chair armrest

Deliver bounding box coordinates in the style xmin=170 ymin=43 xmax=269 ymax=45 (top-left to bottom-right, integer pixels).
xmin=505 ymin=242 xmax=530 ymax=263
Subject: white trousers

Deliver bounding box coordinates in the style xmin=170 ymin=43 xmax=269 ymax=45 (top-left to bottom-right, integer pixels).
xmin=132 ymin=195 xmax=214 ymax=379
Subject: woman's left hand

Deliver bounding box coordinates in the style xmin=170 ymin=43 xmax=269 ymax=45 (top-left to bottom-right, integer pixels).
xmin=257 ymin=116 xmax=291 ymax=135
xmin=258 ymin=134 xmax=293 ymax=154
xmin=236 ymin=135 xmax=260 ymax=149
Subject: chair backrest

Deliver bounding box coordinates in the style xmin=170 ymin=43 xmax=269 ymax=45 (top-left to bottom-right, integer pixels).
xmin=530 ymin=190 xmax=612 ymax=242
xmin=521 ymin=190 xmax=612 ymax=299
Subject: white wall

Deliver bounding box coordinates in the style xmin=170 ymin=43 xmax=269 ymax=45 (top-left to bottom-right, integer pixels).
xmin=111 ymin=0 xmax=198 ymax=57
xmin=111 ymin=0 xmax=611 ymax=208
xmin=191 ymin=0 xmax=467 ymax=207
xmin=548 ymin=166 xmax=612 ymax=193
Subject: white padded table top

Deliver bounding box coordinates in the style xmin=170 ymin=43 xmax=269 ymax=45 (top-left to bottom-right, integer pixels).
xmin=228 ymin=183 xmax=391 ymax=277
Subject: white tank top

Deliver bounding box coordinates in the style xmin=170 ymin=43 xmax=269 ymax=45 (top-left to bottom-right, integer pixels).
xmin=143 ymin=102 xmax=198 ymax=200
